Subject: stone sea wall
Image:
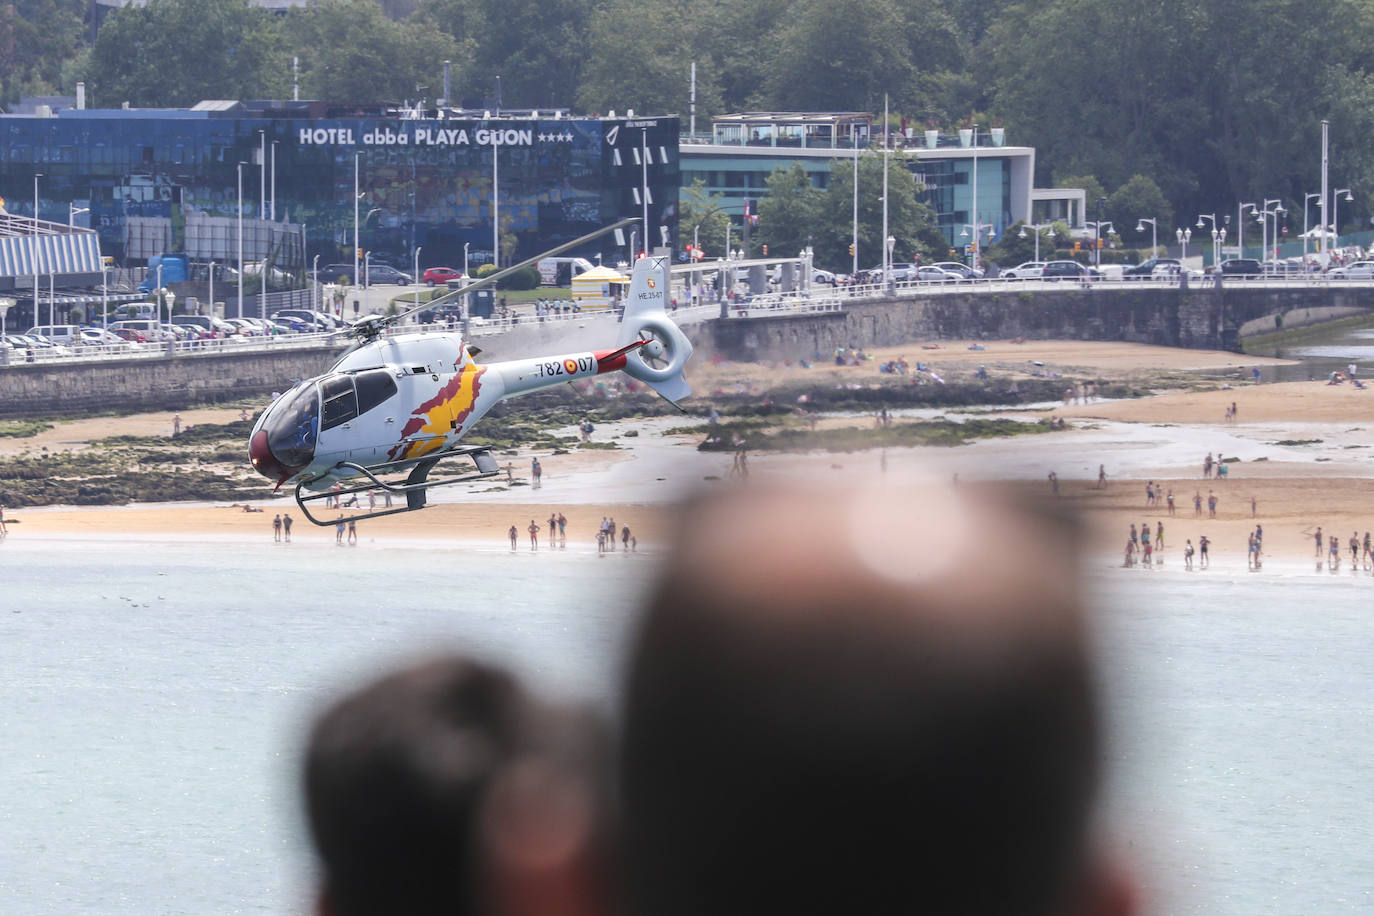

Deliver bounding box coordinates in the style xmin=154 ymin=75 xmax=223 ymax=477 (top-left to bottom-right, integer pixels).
xmin=3 ymin=285 xmax=1373 ymax=418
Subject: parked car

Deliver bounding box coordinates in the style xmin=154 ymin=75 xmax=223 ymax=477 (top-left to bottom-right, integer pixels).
xmin=80 ymin=327 xmax=130 ymax=348
xmin=423 ymin=266 xmax=464 ymax=286
xmin=1327 ymin=260 xmax=1374 ymax=279
xmin=172 ymin=314 xmax=236 ymax=339
xmin=1041 ymin=260 xmax=1102 ymax=280
xmin=812 ymin=268 xmax=839 ymax=284
xmin=932 ymin=261 xmax=984 ymax=279
xmin=1123 ymin=257 xmax=1182 ymax=278
xmin=26 ymin=324 xmax=85 ymax=347
xmin=1219 ymin=258 xmax=1262 ymax=277
xmin=268 ymin=315 xmax=313 ymax=333
xmin=1001 ymin=261 xmax=1046 ymax=280
xmin=915 ymin=265 xmax=961 ymax=282
xmin=319 ymin=263 xmax=356 ymax=285
xmin=273 ymin=309 xmax=339 ymax=331
xmin=111 ymin=326 xmax=149 ymax=344
xmin=364 ymin=264 xmax=414 ymax=285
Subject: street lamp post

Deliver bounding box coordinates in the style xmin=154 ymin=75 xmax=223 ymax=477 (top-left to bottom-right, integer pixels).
xmin=1256 ymin=200 xmax=1286 ymax=266
xmin=364 ymin=251 xmax=371 ymax=291
xmin=1176 ymin=228 xmax=1191 ymax=263
xmin=1018 ymin=222 xmax=1054 ymax=262
xmin=208 ymin=261 xmax=215 ymax=319
xmin=68 ymin=204 xmax=89 ymax=227
xmin=1237 ymin=202 xmax=1257 ymax=257
xmin=270 ymin=140 xmax=277 ymax=222
xmin=312 ymin=255 xmax=320 ymax=313
xmin=1135 ymin=217 xmax=1158 ymax=257
xmin=353 ymin=150 xmax=363 ymax=289
xmin=237 ymin=162 xmax=246 ymax=320
xmin=1196 ymin=214 xmax=1218 ymax=266
xmin=33 ymin=172 xmax=41 ymax=327
xmin=885 ymin=235 xmax=896 ymax=293
xmin=1331 ymin=188 xmax=1353 ymax=251
xmin=413 ymin=245 xmax=422 ymax=314
xmin=1085 ymin=220 xmax=1115 ymax=266
xmin=1303 ymin=192 xmax=1322 ymax=260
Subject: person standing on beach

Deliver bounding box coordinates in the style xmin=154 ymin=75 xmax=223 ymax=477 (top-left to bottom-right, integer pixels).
xmin=1184 ymin=539 xmax=1194 ymax=570
xmin=1199 ymin=534 xmax=1209 ymax=568
xmin=1167 ymin=489 xmax=1176 ymax=515
xmin=607 ymin=516 xmax=617 ymax=551
xmin=173 ymin=413 xmax=182 ymax=436
xmin=528 ymin=519 xmax=539 ymax=550
xmin=283 ymin=513 xmax=293 ymax=542
xmin=336 ymin=516 xmax=345 ymax=545
xmin=622 ymin=524 xmax=631 ymax=551
xmin=1251 ymin=496 xmax=1257 ymax=518
xmin=1097 ymin=464 xmax=1107 ymax=489
xmin=1329 ymin=535 xmax=1341 ymax=570
xmin=557 ymin=512 xmax=567 ymax=546
xmin=548 ymin=513 xmax=558 ymax=545
xmin=1315 ymin=527 xmax=1324 ymax=557
xmin=531 ymin=457 xmax=542 ymax=489
xmin=1049 ymin=471 xmax=1059 ymax=496
xmin=1156 ymin=521 xmax=1164 ymax=552
xmin=1351 ymin=533 xmax=1361 ymax=567
xmin=1207 ymin=491 xmax=1218 ymax=518
xmin=1129 ymin=523 xmax=1138 ymax=549
xmin=347 ymin=518 xmax=357 ymax=545
xmin=1203 ymin=453 xmax=1213 ymax=478
xmin=0 ymin=504 xmax=7 ymax=537
xmin=508 ymin=525 xmax=518 ymax=549
xmin=1193 ymin=491 xmax=1202 ymax=517
xmin=273 ymin=513 xmax=282 ymax=542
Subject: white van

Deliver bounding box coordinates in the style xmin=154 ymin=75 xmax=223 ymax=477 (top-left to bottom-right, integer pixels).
xmin=113 ymin=302 xmax=158 ymax=321
xmin=26 ymin=324 xmax=85 ymax=347
xmin=110 ymin=319 xmax=172 ymax=341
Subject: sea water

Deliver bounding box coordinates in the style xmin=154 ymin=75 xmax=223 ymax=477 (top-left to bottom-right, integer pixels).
xmin=2 ymin=538 xmax=1372 ymax=914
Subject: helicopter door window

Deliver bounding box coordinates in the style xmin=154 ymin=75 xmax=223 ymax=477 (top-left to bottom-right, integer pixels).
xmin=320 ymin=375 xmax=359 ymax=430
xmin=354 ymin=369 xmax=398 ymax=415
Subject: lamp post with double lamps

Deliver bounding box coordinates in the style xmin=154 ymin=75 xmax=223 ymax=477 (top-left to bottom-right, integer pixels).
xmin=1302 ymin=192 xmax=1322 ymax=260
xmin=1331 ymin=188 xmax=1353 ymax=252
xmin=1018 ymin=222 xmax=1055 ymax=262
xmin=1135 ymin=217 xmax=1158 ymax=257
xmin=1176 ymin=228 xmax=1191 ymax=264
xmin=1237 ymin=202 xmax=1258 ymax=257
xmin=413 ymin=246 xmax=422 ymax=313
xmin=1255 ymin=200 xmax=1286 ymax=268
xmin=237 ymin=161 xmax=246 ymax=321
xmin=1196 ymin=214 xmax=1219 ymax=267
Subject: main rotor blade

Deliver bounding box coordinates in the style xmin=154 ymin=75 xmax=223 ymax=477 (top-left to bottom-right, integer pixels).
xmin=365 ymin=217 xmax=641 ymax=335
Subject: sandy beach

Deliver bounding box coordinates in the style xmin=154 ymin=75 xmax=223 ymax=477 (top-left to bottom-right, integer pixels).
xmin=5 ymin=339 xmax=1373 ymax=573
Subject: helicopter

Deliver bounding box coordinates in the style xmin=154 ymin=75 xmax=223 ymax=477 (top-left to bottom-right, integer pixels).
xmin=247 ymin=218 xmax=693 ymax=525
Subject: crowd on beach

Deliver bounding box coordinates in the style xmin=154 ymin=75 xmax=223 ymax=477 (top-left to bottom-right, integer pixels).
xmin=297 ymin=479 xmax=1138 ymax=916
xmin=510 ymin=513 xmax=634 ymax=553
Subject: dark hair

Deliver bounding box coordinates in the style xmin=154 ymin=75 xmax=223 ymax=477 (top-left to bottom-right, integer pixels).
xmin=303 ymin=657 xmax=530 ymax=916
xmin=620 ymin=491 xmax=1100 ymax=916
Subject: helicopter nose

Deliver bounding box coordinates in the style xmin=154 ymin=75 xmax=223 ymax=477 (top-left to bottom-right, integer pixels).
xmin=249 ymin=429 xmax=291 ymax=485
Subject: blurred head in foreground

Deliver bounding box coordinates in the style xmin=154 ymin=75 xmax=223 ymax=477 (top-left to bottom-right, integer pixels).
xmin=621 ymin=481 xmax=1134 ymax=916
xmin=304 ymin=656 xmax=611 ymax=916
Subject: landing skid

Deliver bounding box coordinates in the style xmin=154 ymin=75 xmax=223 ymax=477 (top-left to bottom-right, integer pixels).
xmin=294 ymin=446 xmax=500 ymax=526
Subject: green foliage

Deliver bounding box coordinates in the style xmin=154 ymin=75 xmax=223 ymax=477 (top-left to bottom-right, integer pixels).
xmin=679 ymin=180 xmax=732 ymax=258
xmin=475 ymin=263 xmax=499 ymax=278
xmin=285 ymin=0 xmax=469 ymax=102
xmin=757 ymin=164 xmax=822 ymax=261
xmin=811 ymin=151 xmax=939 ymax=270
xmin=496 ymin=266 xmax=540 ymax=290
xmin=1108 ymin=175 xmax=1174 ymax=247
xmin=0 ymin=0 xmax=86 ymax=105
xmin=85 ymin=0 xmax=288 ymax=107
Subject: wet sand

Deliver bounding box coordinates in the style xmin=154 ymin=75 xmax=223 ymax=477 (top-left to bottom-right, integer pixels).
xmin=5 ymin=339 xmax=1371 ymax=573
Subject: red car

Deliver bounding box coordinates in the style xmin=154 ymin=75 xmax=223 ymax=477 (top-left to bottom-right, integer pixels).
xmin=111 ymin=327 xmax=148 ymax=343
xmin=423 ymin=266 xmax=464 ymax=286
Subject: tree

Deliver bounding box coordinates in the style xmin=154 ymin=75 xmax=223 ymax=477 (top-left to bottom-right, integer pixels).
xmin=0 ymin=0 xmax=86 ymax=105
xmin=812 ymin=151 xmax=938 ymax=271
xmin=678 ymin=179 xmax=731 ymax=258
xmin=85 ymin=0 xmax=288 ymax=107
xmin=417 ymin=0 xmax=593 ymax=109
xmin=578 ymin=0 xmax=722 ymax=117
xmin=765 ymin=0 xmax=916 ymax=112
xmin=285 ymin=0 xmax=468 ymax=102
xmin=1107 ymin=175 xmax=1173 ymax=249
xmin=757 ymin=164 xmax=822 ymax=261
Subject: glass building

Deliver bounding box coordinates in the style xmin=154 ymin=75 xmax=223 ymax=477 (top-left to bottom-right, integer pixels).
xmin=0 ymin=100 xmax=681 ymax=272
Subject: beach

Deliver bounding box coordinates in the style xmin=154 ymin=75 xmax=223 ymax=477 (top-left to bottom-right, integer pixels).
xmin=5 ymin=338 xmax=1372 ymax=572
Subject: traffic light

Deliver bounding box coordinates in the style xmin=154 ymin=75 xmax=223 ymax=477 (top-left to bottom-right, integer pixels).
xmin=357 ymin=247 xmax=363 ymax=259
xmin=1096 ymin=238 xmax=1104 ymax=249
xmin=849 ymin=243 xmax=856 ymax=257
xmin=1073 ymin=241 xmax=1081 ymax=253
xmin=761 ymin=244 xmax=768 ymax=256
